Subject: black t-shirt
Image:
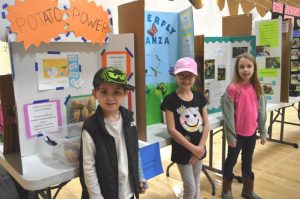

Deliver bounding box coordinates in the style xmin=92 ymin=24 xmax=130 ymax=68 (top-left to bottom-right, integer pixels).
xmin=161 ymin=91 xmax=207 ymax=164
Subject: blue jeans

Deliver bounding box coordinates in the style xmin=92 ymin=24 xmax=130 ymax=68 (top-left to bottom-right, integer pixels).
xmin=177 ymin=159 xmax=203 ymax=199
xmin=223 ymin=133 xmax=256 ymax=181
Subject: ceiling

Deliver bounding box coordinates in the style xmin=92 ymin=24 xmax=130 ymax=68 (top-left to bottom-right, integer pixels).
xmin=189 ymin=0 xmax=300 ymax=16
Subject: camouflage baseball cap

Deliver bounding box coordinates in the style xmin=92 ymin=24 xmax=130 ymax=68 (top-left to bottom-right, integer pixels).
xmin=93 ymin=67 xmax=135 ymax=90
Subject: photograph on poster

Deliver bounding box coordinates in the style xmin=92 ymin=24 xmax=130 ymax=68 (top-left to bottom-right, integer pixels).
xmin=43 ymin=58 xmax=68 ymax=79
xmin=294 ymin=17 xmax=300 ymax=29
xmin=232 ymin=47 xmax=248 ymax=58
xmin=37 ymin=53 xmax=80 ymax=90
xmin=291 ymin=74 xmax=300 ymax=84
xmin=291 ymin=49 xmax=299 ymax=60
xmin=266 ymin=57 xmax=281 ymax=69
xmin=256 ymin=45 xmax=271 ymax=57
xmin=262 ymin=83 xmax=274 ymax=95
xmin=291 ymin=37 xmax=300 ymax=48
xmin=217 ymin=67 xmax=226 ymax=81
xmin=204 ymin=89 xmax=210 ymax=105
xmin=291 ymin=61 xmax=299 ymax=72
xmin=204 ymin=59 xmax=215 ymax=79
xmin=66 ymin=95 xmax=96 ymax=124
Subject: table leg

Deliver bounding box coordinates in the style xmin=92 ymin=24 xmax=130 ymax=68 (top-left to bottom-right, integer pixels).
xmin=209 ymin=130 xmax=213 ymax=167
xmin=267 ymin=107 xmax=299 ymax=148
xmin=298 ymin=102 xmax=300 ymax=120
xmin=268 ymin=111 xmax=274 ymax=139
xmin=202 ymin=165 xmax=215 ymax=195
xmin=222 ymin=128 xmax=225 ymax=172
xmin=166 ymin=162 xmax=175 ymax=177
xmin=34 ymin=180 xmax=70 ymax=199
xmin=36 ymin=188 xmax=51 ymax=199
xmin=280 ymin=107 xmax=285 ymax=142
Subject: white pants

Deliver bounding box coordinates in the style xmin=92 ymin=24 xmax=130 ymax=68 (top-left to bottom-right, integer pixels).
xmin=177 ymin=159 xmax=203 ymax=199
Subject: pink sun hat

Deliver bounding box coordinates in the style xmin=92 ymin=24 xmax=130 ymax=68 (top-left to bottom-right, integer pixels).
xmin=173 ymin=57 xmax=198 ymax=76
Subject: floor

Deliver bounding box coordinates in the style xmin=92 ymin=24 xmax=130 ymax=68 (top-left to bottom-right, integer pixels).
xmin=1 ymin=104 xmax=299 ymax=199
xmin=57 ymin=104 xmax=300 ymax=199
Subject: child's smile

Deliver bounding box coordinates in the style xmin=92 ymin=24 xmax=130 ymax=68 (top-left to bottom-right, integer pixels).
xmin=93 ymin=83 xmax=127 ymax=115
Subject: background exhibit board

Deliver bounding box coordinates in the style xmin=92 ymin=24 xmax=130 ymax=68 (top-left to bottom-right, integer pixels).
xmin=254 ymin=18 xmax=282 ymax=103
xmin=10 ymin=34 xmax=135 ymax=157
xmin=204 ymin=36 xmax=256 ymax=113
xmin=145 ymin=7 xmax=194 ymax=125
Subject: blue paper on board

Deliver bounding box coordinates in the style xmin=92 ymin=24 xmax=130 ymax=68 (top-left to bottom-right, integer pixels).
xmin=140 ymin=142 xmax=163 ymax=180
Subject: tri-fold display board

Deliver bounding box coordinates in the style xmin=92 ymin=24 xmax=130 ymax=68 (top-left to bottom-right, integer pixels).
xmin=272 ymin=2 xmax=300 ymax=96
xmin=119 ymin=0 xmax=195 ymax=141
xmin=145 ymin=8 xmax=194 ymax=125
xmin=1 ymin=34 xmax=135 ymax=158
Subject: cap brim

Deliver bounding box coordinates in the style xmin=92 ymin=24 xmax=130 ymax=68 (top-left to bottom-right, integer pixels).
xmin=125 ymin=84 xmax=135 ymax=90
xmin=174 ymin=68 xmax=198 ymax=76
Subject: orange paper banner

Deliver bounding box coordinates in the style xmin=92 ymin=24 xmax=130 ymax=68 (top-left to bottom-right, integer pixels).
xmin=6 ymin=0 xmax=66 ymax=49
xmin=66 ymin=0 xmax=111 ymax=45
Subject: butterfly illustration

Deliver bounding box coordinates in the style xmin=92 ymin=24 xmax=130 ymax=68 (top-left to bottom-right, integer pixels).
xmin=47 ymin=67 xmax=58 ymax=78
xmin=150 ymin=66 xmax=161 ymax=77
xmin=147 ymin=23 xmax=158 ymax=37
xmin=169 ymin=66 xmax=174 ymax=76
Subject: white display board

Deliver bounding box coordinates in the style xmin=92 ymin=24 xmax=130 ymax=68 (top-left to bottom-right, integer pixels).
xmin=0 ymin=41 xmax=12 ymax=75
xmin=11 ymin=34 xmax=135 ymax=156
xmin=204 ymin=36 xmax=256 ymax=113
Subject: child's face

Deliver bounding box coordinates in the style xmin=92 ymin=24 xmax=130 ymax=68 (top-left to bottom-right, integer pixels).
xmin=93 ymin=83 xmax=127 ymax=115
xmin=176 ymin=71 xmax=196 ymax=90
xmin=237 ymin=57 xmax=254 ymax=84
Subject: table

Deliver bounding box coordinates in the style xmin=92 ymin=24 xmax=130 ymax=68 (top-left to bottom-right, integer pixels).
xmin=0 ymin=144 xmax=78 ymax=199
xmin=266 ymin=96 xmax=300 ymax=148
xmin=0 ymin=139 xmax=149 ymax=199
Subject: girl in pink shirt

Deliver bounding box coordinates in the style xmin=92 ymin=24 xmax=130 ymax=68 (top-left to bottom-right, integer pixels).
xmin=221 ymin=53 xmax=267 ymax=199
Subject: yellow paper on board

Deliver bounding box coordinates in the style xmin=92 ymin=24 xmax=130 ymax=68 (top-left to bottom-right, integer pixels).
xmin=43 ymin=58 xmax=68 ymax=79
xmin=258 ymin=68 xmax=278 ymax=77
xmin=258 ymin=20 xmax=279 ymax=48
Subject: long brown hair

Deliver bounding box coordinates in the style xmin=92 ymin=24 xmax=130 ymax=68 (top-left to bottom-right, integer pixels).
xmin=231 ymin=53 xmax=263 ymax=97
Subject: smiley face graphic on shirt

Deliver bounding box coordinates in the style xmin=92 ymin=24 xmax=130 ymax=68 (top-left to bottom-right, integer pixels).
xmin=177 ymin=105 xmax=203 ymax=132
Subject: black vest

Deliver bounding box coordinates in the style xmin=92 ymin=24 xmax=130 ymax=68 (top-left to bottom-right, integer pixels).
xmin=79 ymin=105 xmax=140 ymax=199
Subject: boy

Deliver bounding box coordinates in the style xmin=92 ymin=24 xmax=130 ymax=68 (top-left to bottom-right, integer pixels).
xmin=79 ymin=67 xmax=146 ymax=199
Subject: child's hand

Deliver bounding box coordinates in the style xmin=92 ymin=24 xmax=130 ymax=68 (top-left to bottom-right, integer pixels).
xmin=228 ymin=141 xmax=236 ymax=147
xmin=189 ymin=155 xmax=200 ymax=164
xmin=192 ymin=145 xmax=205 ymax=159
xmin=138 ymin=181 xmax=148 ymax=194
xmin=260 ymin=137 xmax=267 ymax=145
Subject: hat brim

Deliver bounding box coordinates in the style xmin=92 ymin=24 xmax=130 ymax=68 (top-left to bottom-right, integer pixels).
xmin=174 ymin=68 xmax=198 ymax=76
xmin=93 ymin=81 xmax=135 ymax=90
xmin=124 ymin=84 xmax=135 ymax=91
